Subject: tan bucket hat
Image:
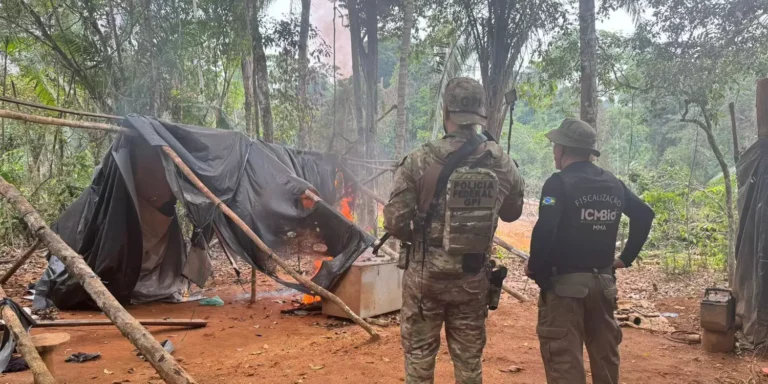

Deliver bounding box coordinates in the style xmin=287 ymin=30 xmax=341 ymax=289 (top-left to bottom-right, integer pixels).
xmin=546 ymin=118 xmax=601 ymax=157
xmin=444 ymin=77 xmax=487 ymax=126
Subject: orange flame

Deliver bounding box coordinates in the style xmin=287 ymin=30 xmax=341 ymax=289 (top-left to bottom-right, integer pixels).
xmin=302 ymin=257 xmax=332 ymax=304
xmin=340 ymin=197 xmax=354 ymax=221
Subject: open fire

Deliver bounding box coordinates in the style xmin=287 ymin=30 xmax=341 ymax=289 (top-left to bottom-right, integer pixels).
xmin=299 ymin=170 xmax=355 ymax=305
xmin=302 ymin=256 xmax=332 ymax=304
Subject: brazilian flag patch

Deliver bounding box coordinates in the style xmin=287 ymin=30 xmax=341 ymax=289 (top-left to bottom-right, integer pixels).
xmin=542 ymin=197 xmax=556 ymax=206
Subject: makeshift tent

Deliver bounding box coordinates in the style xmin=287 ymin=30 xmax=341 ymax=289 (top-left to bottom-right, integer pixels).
xmin=34 ymin=115 xmax=374 ymax=310
xmin=734 ymin=137 xmax=768 ymax=346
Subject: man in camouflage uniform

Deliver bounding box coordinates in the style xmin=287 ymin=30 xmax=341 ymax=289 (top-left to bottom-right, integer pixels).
xmin=384 ymin=77 xmax=525 ymax=384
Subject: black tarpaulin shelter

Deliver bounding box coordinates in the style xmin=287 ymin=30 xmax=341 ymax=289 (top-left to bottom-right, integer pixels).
xmin=34 ymin=115 xmax=374 ymax=310
xmin=734 ymin=137 xmax=768 ymax=346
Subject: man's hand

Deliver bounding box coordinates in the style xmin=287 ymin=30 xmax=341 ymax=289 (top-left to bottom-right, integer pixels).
xmin=524 ymin=262 xmax=534 ymax=278
xmin=612 ymin=259 xmax=626 ymax=269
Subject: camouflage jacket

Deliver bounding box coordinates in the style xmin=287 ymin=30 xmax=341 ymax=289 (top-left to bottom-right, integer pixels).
xmin=383 ymin=129 xmax=525 ymax=247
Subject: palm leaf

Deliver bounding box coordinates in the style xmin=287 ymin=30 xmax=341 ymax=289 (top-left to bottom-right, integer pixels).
xmin=429 ymin=29 xmax=472 ymax=140
xmin=19 ymin=61 xmax=57 ymax=106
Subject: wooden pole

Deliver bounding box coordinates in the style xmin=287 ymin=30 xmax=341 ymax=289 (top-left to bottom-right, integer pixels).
xmin=758 ymin=78 xmax=768 ymax=138
xmin=250 ymin=268 xmax=257 ymax=304
xmin=0 ymin=109 xmax=132 ymax=135
xmin=160 ymin=146 xmax=379 ymax=340
xmin=729 ymin=102 xmax=740 ymax=164
xmin=360 ymin=168 xmax=391 ymax=186
xmin=502 ymin=283 xmax=529 ymax=303
xmin=0 ymin=176 xmax=197 ymax=384
xmin=493 ymin=236 xmax=530 ymax=261
xmin=0 ymin=96 xmax=122 ymax=120
xmin=0 ymin=284 xmax=54 ymax=384
xmin=34 ymin=319 xmax=207 ymax=329
xmin=0 ymin=239 xmax=42 ymax=285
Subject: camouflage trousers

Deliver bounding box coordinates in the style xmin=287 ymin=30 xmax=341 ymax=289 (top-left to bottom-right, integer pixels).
xmin=537 ymin=272 xmax=622 ymax=384
xmin=400 ymin=266 xmax=489 ymax=384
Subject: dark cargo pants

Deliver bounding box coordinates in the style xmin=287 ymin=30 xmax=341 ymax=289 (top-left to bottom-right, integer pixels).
xmin=401 ymin=266 xmax=489 ymax=384
xmin=537 ymin=272 xmax=621 ymax=384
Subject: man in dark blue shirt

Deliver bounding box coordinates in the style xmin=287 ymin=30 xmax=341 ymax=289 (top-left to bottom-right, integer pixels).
xmin=526 ymin=118 xmax=654 ymax=384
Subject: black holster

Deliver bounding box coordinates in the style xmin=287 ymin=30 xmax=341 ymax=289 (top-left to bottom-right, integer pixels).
xmin=397 ymin=242 xmax=411 ymax=270
xmin=488 ymin=266 xmax=508 ymax=310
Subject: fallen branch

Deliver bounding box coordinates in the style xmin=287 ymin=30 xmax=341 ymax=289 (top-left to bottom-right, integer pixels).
xmin=35 ymin=319 xmax=208 ymax=329
xmin=0 ymin=239 xmax=42 ymax=285
xmin=160 ymin=147 xmax=379 ymax=340
xmin=502 ymin=283 xmax=529 ymax=303
xmin=0 ymin=175 xmax=197 ymax=384
xmin=0 ymin=284 xmax=54 ymax=384
xmin=0 ymin=109 xmax=132 ymax=135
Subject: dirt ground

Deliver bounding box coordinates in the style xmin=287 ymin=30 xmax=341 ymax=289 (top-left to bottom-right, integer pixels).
xmin=0 ymin=207 xmax=760 ymax=384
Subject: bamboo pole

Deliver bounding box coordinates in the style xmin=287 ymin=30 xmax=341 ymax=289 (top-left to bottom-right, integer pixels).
xmin=758 ymin=78 xmax=768 ymax=138
xmin=0 ymin=109 xmax=132 ymax=135
xmin=0 ymin=284 xmax=54 ymax=384
xmin=160 ymin=146 xmax=379 ymax=340
xmin=0 ymin=176 xmax=197 ymax=384
xmin=0 ymin=239 xmax=42 ymax=285
xmin=0 ymin=96 xmax=122 ymax=120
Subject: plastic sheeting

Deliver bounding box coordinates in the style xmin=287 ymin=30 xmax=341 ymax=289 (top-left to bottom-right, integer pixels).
xmin=734 ymin=137 xmax=768 ymax=346
xmin=35 ymin=115 xmax=374 ymax=309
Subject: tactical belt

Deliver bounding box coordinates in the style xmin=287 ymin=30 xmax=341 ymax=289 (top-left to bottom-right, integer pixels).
xmin=553 ymin=266 xmax=613 ymax=276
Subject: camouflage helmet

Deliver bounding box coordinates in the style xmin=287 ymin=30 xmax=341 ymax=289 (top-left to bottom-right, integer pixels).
xmin=546 ymin=118 xmax=601 ymax=157
xmin=444 ymin=77 xmax=487 ymax=126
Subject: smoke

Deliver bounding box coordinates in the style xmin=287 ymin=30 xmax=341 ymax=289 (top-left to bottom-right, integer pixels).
xmin=311 ymin=1 xmax=352 ymax=78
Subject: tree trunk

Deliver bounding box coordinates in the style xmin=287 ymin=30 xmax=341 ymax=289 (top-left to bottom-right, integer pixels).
xmin=348 ymin=2 xmax=366 ymax=145
xmin=686 ymin=106 xmax=736 ymax=282
xmin=394 ymin=0 xmax=413 ymax=160
xmin=1 ymin=38 xmax=7 ymax=153
xmin=363 ymin=0 xmax=379 ymax=234
xmin=729 ymin=102 xmax=739 ymax=164
xmin=248 ymin=0 xmax=274 ymax=143
xmin=703 ymin=125 xmax=735 ymax=281
xmin=297 ymin=0 xmax=312 ymax=149
xmin=347 ymin=1 xmax=370 ymax=229
xmin=579 ymin=0 xmax=598 ymax=129
xmin=241 ymin=55 xmax=257 ymax=138
xmin=486 ymin=87 xmax=507 ymax=140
